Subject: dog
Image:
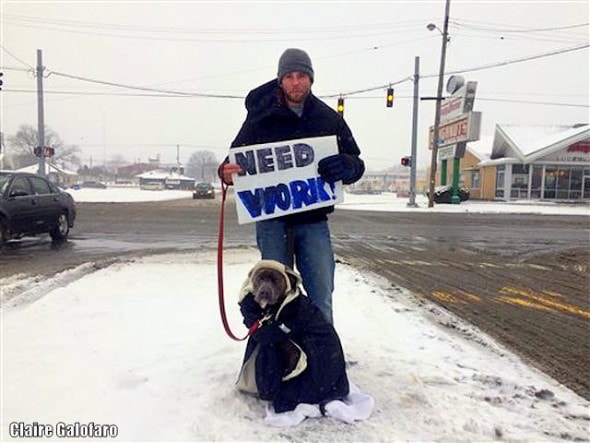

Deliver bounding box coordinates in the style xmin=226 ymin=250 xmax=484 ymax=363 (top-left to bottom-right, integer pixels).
xmin=236 ymin=260 xmax=349 ymax=413
xmin=252 ymin=266 xmax=288 ymax=309
xmin=251 ymin=266 xmax=302 ymax=376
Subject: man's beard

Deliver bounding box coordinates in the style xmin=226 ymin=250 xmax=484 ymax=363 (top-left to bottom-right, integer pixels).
xmin=284 ymin=89 xmax=309 ymax=105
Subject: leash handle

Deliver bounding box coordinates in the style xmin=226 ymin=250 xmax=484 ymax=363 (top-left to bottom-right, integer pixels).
xmin=217 ymin=179 xmax=249 ymax=341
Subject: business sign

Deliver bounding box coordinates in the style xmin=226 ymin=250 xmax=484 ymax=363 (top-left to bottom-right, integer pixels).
xmin=542 ymin=141 xmax=590 ymax=163
xmin=437 ymin=145 xmax=456 ymax=161
xmin=440 ymin=81 xmax=477 ymax=123
xmin=429 ymin=112 xmax=482 ymax=149
xmin=229 ymin=136 xmax=343 ymax=225
xmin=430 ymin=80 xmax=480 ymax=160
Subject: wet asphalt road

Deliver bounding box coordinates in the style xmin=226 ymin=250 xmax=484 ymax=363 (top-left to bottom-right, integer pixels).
xmin=1 ymin=195 xmax=589 ymax=400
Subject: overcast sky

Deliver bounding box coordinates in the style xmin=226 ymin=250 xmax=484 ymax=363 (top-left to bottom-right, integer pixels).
xmin=1 ymin=1 xmax=588 ymax=171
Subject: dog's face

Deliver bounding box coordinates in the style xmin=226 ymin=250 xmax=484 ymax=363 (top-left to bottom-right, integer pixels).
xmin=252 ymin=268 xmax=288 ymax=309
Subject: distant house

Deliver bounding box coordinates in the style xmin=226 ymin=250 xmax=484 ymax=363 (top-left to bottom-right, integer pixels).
xmin=136 ymin=169 xmax=195 ymax=190
xmin=117 ymin=163 xmax=159 ymax=181
xmin=450 ymin=124 xmax=590 ymax=201
xmin=16 ymin=162 xmax=79 ymax=188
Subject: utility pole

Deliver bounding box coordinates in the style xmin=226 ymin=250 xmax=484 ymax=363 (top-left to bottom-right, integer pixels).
xmin=36 ymin=49 xmax=46 ymax=177
xmin=0 ymin=132 xmax=5 ymax=170
xmin=408 ymin=56 xmax=420 ymax=207
xmin=427 ymin=0 xmax=451 ymax=208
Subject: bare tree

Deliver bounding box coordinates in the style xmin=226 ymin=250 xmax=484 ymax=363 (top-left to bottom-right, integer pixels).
xmin=7 ymin=124 xmax=81 ymax=169
xmin=186 ymin=150 xmax=218 ymax=182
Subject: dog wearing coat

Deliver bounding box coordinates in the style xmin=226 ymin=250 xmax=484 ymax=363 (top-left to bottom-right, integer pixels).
xmin=236 ymin=260 xmax=349 ymax=413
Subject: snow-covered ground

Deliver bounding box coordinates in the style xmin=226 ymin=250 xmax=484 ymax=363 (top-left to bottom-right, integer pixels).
xmin=66 ymin=186 xmax=193 ymax=203
xmin=339 ymin=192 xmax=590 ymax=216
xmin=1 ymin=188 xmax=589 ymax=442
xmin=66 ymin=186 xmax=590 ymax=216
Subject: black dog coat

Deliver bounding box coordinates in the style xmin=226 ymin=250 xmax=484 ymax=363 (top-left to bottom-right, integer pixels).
xmin=236 ymin=260 xmax=349 ymax=413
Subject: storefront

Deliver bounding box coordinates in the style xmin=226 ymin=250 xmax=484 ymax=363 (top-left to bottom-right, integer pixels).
xmin=464 ymin=124 xmax=589 ymax=201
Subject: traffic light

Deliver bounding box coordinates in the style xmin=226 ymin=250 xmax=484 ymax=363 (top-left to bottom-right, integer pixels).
xmin=386 ymin=87 xmax=394 ymax=107
xmin=401 ymin=156 xmax=412 ymax=167
xmin=34 ymin=146 xmax=55 ymax=157
xmin=0 ymin=72 xmax=3 ymax=91
xmin=337 ymin=97 xmax=344 ymax=116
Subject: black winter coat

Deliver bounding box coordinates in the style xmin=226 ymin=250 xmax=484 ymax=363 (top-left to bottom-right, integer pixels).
xmin=237 ymin=261 xmax=349 ymax=413
xmin=226 ymin=79 xmax=365 ymax=225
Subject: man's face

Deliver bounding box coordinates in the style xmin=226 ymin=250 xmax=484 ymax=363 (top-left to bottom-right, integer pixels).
xmin=280 ymin=71 xmax=312 ymax=106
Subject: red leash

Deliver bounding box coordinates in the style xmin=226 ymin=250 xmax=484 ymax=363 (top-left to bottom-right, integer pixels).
xmin=217 ymin=180 xmax=250 ymax=341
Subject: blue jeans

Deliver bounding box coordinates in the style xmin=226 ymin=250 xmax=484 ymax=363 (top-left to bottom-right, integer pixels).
xmin=256 ymin=219 xmax=335 ymax=324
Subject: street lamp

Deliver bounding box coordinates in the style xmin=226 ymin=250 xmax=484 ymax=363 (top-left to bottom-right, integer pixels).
xmin=427 ymin=0 xmax=451 ymax=208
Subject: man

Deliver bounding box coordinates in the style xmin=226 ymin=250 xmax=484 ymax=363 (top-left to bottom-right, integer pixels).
xmin=219 ymin=48 xmax=365 ymax=324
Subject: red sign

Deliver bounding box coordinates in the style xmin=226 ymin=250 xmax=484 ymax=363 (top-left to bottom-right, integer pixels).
xmin=429 ymin=112 xmax=482 ymax=148
xmin=568 ymin=141 xmax=590 ymax=154
xmin=440 ymin=97 xmax=463 ymax=121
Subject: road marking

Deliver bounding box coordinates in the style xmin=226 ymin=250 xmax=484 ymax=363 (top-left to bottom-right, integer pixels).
xmin=431 ymin=291 xmax=460 ymax=303
xmin=498 ymin=286 xmax=590 ymax=320
xmin=527 ymin=264 xmax=550 ymax=270
xmin=478 ymin=263 xmax=501 ymax=268
xmin=430 ymin=290 xmax=482 ymax=304
xmin=497 ymin=296 xmax=555 ymax=313
xmin=456 ymin=290 xmax=481 ymax=302
xmin=542 ymin=290 xmax=566 ymax=298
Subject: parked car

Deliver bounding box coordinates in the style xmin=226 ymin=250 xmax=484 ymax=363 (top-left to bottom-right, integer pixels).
xmin=429 ymin=185 xmax=470 ymax=204
xmin=193 ymin=182 xmax=215 ymax=199
xmin=0 ymin=171 xmax=76 ymax=245
xmin=81 ymin=180 xmax=107 ymax=189
xmin=70 ymin=180 xmax=107 ymax=190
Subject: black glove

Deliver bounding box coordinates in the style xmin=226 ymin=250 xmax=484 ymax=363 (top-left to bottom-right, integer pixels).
xmin=252 ymin=321 xmax=289 ymax=345
xmin=318 ymin=154 xmax=356 ymax=183
xmin=239 ymin=294 xmax=263 ymax=328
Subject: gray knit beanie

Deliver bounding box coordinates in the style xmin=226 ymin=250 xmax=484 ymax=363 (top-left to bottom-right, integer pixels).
xmin=277 ymin=48 xmax=314 ymax=83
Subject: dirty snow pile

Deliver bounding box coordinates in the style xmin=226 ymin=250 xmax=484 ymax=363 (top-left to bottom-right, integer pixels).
xmin=2 ymin=249 xmax=588 ymax=442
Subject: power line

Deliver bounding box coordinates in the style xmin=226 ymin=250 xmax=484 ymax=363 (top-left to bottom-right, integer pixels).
xmin=449 ymin=19 xmax=588 ymax=45
xmin=325 ymin=95 xmax=589 ymax=108
xmin=436 ymin=43 xmax=589 ymax=78
xmin=49 ymin=71 xmax=244 ymax=99
xmin=4 ymin=12 xmax=422 ymax=34
xmin=5 ymin=88 xmax=218 ymax=98
xmin=3 ymin=13 xmax=427 ymax=43
xmin=5 ymin=88 xmax=586 ymax=109
xmin=0 ymin=44 xmax=35 ymax=69
xmin=451 ymin=20 xmax=588 ymax=34
xmin=4 ymin=42 xmax=587 ymax=105
xmin=475 ymin=97 xmax=589 ymax=108
xmin=0 ymin=66 xmax=34 ymax=73
xmin=320 ymin=77 xmax=413 ymax=99
xmin=450 ymin=32 xmax=586 ymax=45
xmin=327 ymin=43 xmax=589 ymax=98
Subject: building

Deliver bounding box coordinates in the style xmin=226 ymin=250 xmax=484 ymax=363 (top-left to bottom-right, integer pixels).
xmin=16 ymin=162 xmax=79 ymax=188
xmin=116 ymin=163 xmax=159 ymax=182
xmin=136 ymin=169 xmax=195 ymax=190
xmin=449 ymin=124 xmax=590 ymax=201
xmin=348 ymin=169 xmax=428 ymax=195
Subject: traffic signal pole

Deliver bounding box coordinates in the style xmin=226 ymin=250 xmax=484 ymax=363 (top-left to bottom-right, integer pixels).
xmin=408 ymin=56 xmax=419 ymax=207
xmin=427 ymin=0 xmax=451 ymax=207
xmin=36 ymin=49 xmax=46 ymax=177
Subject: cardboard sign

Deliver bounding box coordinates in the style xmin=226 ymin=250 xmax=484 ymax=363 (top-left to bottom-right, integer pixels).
xmin=229 ymin=136 xmax=343 ymax=224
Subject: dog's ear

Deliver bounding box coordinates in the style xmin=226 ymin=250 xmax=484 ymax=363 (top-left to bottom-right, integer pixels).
xmin=287 ymin=273 xmax=298 ymax=291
